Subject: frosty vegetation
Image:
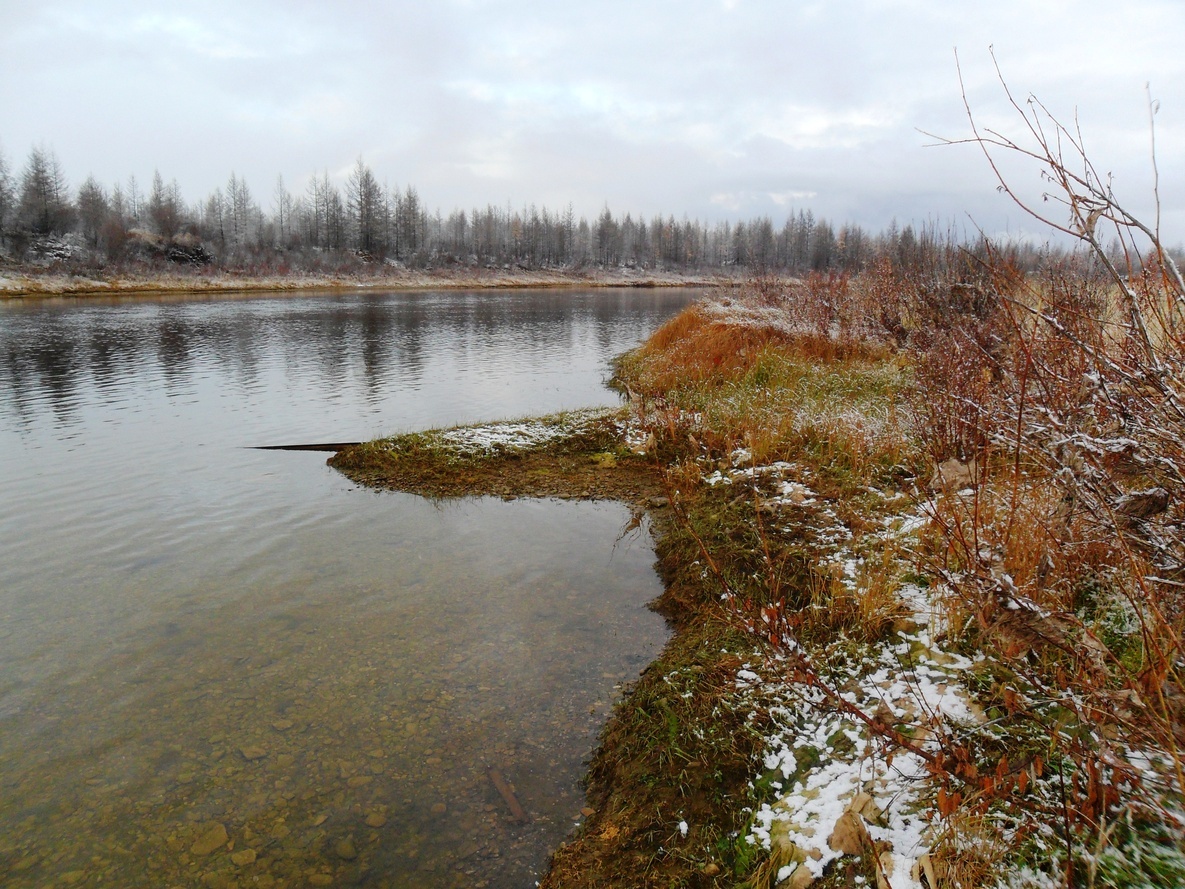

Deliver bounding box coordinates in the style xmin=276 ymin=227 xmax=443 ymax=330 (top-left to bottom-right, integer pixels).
xmin=0 ymin=146 xmax=1149 ymax=282
xmin=587 ymin=74 xmax=1185 ymax=887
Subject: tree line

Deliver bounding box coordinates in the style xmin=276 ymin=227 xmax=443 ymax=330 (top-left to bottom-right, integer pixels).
xmin=0 ymin=144 xmax=1052 ymax=274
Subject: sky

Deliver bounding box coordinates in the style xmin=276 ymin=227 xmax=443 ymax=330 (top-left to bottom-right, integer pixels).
xmin=3 ymin=0 xmax=1184 ymax=241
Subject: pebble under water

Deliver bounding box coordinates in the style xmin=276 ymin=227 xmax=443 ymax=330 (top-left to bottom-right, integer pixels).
xmin=0 ymin=289 xmax=696 ymax=887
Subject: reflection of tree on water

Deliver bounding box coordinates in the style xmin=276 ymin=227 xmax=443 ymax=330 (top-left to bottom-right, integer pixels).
xmin=88 ymin=323 xmax=147 ymax=397
xmin=0 ymin=290 xmax=697 ymax=431
xmin=155 ymin=313 xmax=193 ymax=388
xmin=0 ymin=319 xmax=83 ymax=428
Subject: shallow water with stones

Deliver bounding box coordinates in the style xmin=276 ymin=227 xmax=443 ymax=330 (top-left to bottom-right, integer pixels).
xmin=0 ymin=288 xmax=700 ymax=888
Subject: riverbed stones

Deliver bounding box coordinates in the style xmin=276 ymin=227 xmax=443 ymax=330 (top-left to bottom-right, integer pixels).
xmin=4 ymin=496 xmax=662 ymax=889
xmin=231 ymin=848 xmax=257 ymax=866
xmin=191 ymin=823 xmax=229 ymax=856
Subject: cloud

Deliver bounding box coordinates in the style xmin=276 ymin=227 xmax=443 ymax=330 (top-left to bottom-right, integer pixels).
xmin=2 ymin=0 xmax=1183 ymax=235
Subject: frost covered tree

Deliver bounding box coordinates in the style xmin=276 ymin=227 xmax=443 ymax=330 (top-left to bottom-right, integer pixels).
xmin=346 ymin=158 xmax=386 ymax=256
xmin=148 ymin=170 xmax=183 ymax=240
xmin=225 ymin=173 xmax=257 ymax=250
xmin=124 ymin=174 xmax=143 ymax=229
xmin=271 ymin=175 xmax=294 ymax=249
xmin=0 ymin=148 xmax=14 ymax=250
xmin=301 ymin=171 xmax=346 ymax=250
xmin=595 ymin=205 xmax=620 ymax=266
xmin=201 ymin=188 xmax=227 ymax=253
xmin=76 ymin=175 xmax=110 ymax=248
xmin=16 ymin=146 xmax=73 ymax=237
xmin=393 ymin=185 xmax=422 ymax=260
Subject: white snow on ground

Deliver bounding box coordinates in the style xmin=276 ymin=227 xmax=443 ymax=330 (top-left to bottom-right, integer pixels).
xmin=738 ymin=614 xmax=979 ymax=888
xmin=718 ymin=466 xmax=985 ymax=888
xmin=422 ymin=408 xmax=617 ymax=455
xmin=440 ymin=421 xmax=577 ymax=452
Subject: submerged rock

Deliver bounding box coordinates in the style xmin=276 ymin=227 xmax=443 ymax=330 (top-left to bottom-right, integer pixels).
xmin=191 ymin=823 xmax=229 ymax=856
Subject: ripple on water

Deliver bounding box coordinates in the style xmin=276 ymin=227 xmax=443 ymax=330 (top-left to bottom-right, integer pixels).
xmin=0 ymin=290 xmax=698 ymax=887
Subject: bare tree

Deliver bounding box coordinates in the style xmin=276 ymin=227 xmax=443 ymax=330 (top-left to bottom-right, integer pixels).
xmin=939 ymin=49 xmax=1184 ymax=372
xmin=272 ymin=175 xmax=293 ymax=249
xmin=225 ymin=172 xmax=257 ymax=251
xmin=201 ymin=188 xmax=227 ymax=253
xmin=125 ymin=174 xmax=143 ymax=228
xmin=148 ymin=170 xmax=183 ymax=240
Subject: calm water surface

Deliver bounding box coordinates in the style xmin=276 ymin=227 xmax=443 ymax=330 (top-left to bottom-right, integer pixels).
xmin=0 ymin=288 xmax=700 ymax=888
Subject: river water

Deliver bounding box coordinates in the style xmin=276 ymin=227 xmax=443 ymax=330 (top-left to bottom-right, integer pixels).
xmin=0 ymin=287 xmax=700 ymax=889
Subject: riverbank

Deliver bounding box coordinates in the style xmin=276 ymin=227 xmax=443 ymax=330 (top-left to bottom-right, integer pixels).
xmin=330 ymin=408 xmax=774 ymax=888
xmin=0 ymin=266 xmax=733 ymax=298
xmin=330 ymin=325 xmax=935 ymax=888
xmin=333 ymin=271 xmax=1185 ymax=888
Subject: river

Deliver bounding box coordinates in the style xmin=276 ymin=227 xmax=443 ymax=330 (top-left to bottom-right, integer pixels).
xmin=0 ymin=287 xmax=700 ymax=888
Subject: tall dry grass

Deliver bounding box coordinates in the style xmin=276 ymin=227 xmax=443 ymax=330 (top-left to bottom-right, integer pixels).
xmin=622 ymin=246 xmax=1185 ymax=883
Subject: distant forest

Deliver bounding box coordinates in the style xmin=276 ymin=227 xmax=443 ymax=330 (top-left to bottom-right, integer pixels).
xmin=0 ymin=145 xmax=1066 ymax=274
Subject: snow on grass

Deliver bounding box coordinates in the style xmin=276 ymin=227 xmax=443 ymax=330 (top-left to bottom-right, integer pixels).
xmin=737 ymin=602 xmax=979 ymax=888
xmin=415 ymin=408 xmax=618 ymax=456
xmin=712 ymin=460 xmax=978 ymax=887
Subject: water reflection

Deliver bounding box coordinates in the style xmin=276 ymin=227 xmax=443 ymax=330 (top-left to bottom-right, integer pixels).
xmin=0 ymin=290 xmax=692 ymax=429
xmin=0 ymin=288 xmax=699 ymax=888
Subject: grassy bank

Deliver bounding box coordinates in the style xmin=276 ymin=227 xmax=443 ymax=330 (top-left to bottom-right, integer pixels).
xmin=0 ymin=266 xmax=730 ymax=298
xmin=332 ymin=261 xmax=1185 ymax=888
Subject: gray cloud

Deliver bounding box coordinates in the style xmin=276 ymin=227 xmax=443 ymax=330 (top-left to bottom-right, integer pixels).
xmin=3 ymin=0 xmax=1183 ymax=238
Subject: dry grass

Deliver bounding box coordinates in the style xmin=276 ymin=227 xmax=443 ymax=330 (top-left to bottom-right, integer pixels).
xmin=617 ymin=254 xmax=1185 ymax=885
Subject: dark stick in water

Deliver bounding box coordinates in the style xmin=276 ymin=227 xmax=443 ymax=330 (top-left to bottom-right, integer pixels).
xmin=486 ymin=766 xmax=531 ymax=823
xmin=250 ymin=442 xmax=361 ymax=452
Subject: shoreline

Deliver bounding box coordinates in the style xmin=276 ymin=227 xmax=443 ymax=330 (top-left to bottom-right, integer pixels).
xmin=0 ymin=266 xmax=736 ymax=299
xmin=330 ymin=276 xmax=1185 ymax=889
xmin=328 ymin=408 xmax=767 ymax=888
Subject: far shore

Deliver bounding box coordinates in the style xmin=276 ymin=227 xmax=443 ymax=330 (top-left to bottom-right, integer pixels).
xmin=0 ymin=265 xmax=739 ymax=299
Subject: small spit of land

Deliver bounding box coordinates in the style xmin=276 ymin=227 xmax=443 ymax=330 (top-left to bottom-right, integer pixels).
xmin=332 ymin=258 xmax=1185 ymax=889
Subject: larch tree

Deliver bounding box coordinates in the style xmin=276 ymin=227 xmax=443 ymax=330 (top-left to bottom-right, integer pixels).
xmin=346 ymin=158 xmax=386 ymax=256
xmin=125 ymin=174 xmax=143 ymax=229
xmin=225 ymin=173 xmax=256 ymax=251
xmin=148 ymin=170 xmax=183 ymax=240
xmin=76 ymin=175 xmax=110 ymax=248
xmin=16 ymin=146 xmax=73 ymax=237
xmin=0 ymin=148 xmax=14 ymax=249
xmin=272 ymin=175 xmax=294 ymax=249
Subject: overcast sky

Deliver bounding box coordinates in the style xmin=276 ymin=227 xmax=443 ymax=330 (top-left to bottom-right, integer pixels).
xmin=4 ymin=0 xmax=1184 ymax=240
